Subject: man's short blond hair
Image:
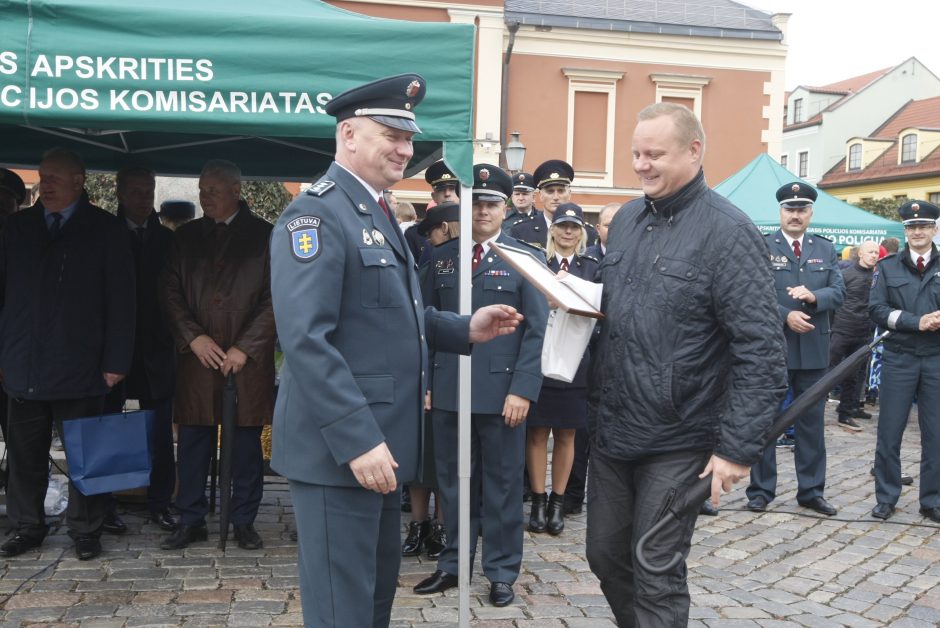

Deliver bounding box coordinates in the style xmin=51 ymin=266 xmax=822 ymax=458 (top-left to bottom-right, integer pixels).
xmin=637 ymin=102 xmax=706 ymax=156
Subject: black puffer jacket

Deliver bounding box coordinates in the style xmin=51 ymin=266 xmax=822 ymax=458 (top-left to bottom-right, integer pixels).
xmin=588 ymin=170 xmax=788 ymax=466
xmin=832 ymin=261 xmax=874 ymax=337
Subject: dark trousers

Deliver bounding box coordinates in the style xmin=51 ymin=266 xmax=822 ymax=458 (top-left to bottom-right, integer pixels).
xmin=289 ymin=480 xmax=400 ymax=628
xmin=829 ymin=331 xmax=869 ymax=416
xmin=175 ymin=424 xmax=263 ymax=526
xmin=585 ymin=449 xmax=710 ymax=628
xmin=874 ymin=350 xmax=940 ymax=507
xmin=564 ymin=426 xmax=590 ymax=506
xmin=433 ymin=410 xmax=525 ymax=584
xmin=6 ymin=396 xmax=109 ymax=539
xmin=747 ymin=368 xmax=828 ymax=503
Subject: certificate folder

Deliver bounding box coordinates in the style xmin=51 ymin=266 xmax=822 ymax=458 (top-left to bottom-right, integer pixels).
xmin=490 ymin=242 xmax=604 ymax=319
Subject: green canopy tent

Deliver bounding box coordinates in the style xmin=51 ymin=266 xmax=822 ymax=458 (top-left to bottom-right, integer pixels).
xmin=0 ymin=0 xmax=475 ymax=182
xmin=715 ymin=154 xmax=904 ymax=251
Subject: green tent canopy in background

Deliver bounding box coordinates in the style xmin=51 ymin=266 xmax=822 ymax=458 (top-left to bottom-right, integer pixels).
xmin=0 ymin=0 xmax=476 ymax=182
xmin=715 ymin=154 xmax=905 ymax=251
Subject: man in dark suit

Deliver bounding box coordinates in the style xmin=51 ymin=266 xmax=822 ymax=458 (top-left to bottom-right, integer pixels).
xmin=413 ymin=164 xmax=548 ymax=607
xmin=0 ymin=148 xmax=135 ymax=560
xmin=107 ymin=165 xmax=178 ymax=532
xmin=269 ymin=74 xmax=524 ymax=628
xmin=746 ymin=182 xmax=845 ymax=516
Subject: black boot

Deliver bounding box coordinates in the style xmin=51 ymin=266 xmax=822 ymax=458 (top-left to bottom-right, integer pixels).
xmin=401 ymin=520 xmax=429 ymax=557
xmin=426 ymin=522 xmax=446 ymax=559
xmin=528 ymin=492 xmax=548 ymax=533
xmin=546 ymin=492 xmax=565 ymax=535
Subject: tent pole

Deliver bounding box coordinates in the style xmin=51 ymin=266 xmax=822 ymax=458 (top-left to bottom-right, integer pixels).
xmin=457 ymin=183 xmax=472 ymax=628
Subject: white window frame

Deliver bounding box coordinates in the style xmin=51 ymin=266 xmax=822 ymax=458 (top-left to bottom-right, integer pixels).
xmin=649 ymin=73 xmax=711 ymax=119
xmin=798 ymin=151 xmax=809 ymax=178
xmin=562 ymin=68 xmax=624 ymax=188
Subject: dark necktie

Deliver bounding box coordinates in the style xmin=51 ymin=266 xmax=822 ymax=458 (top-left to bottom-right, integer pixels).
xmin=472 ymin=243 xmax=484 ymax=272
xmin=792 ymin=240 xmax=801 ymax=260
xmin=135 ymin=226 xmax=146 ymax=245
xmin=917 ymin=255 xmax=925 ymax=273
xmin=49 ymin=212 xmax=62 ymax=239
xmin=378 ymin=197 xmax=392 ymax=223
xmin=560 ymin=258 xmax=569 ymax=272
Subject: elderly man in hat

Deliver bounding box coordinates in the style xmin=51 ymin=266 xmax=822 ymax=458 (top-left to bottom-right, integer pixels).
xmin=269 ymin=74 xmax=524 ymax=628
xmin=414 ymin=163 xmax=547 ymax=607
xmin=509 ymin=159 xmax=598 ymax=251
xmin=746 ymin=181 xmax=845 ymax=517
xmin=869 ymin=200 xmax=940 ymax=521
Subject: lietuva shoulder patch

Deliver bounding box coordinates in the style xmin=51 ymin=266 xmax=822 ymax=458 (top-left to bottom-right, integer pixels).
xmin=306 ymin=180 xmax=335 ymax=197
xmin=286 ymin=216 xmax=322 ymax=262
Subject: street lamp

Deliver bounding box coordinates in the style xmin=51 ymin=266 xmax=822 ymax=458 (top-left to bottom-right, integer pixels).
xmin=504 ymin=131 xmax=526 ymax=174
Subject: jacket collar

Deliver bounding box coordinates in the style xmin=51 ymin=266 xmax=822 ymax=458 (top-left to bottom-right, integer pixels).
xmin=641 ymin=168 xmax=707 ymax=221
xmin=328 ymin=162 xmax=407 ymax=262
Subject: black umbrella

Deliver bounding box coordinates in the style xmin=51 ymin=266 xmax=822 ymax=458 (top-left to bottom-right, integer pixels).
xmin=218 ymin=373 xmax=237 ymax=550
xmin=635 ymin=331 xmax=889 ymax=574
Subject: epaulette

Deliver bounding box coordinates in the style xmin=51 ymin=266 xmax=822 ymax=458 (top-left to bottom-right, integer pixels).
xmin=582 ymin=254 xmax=599 ymax=263
xmin=510 ymin=217 xmax=528 ymax=227
xmin=811 ymin=233 xmax=832 ymax=242
xmin=510 ymin=238 xmax=545 ymax=254
xmin=306 ymin=180 xmax=335 ymax=197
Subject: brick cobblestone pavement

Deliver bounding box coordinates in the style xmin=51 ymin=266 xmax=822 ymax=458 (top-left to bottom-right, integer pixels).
xmin=1 ymin=401 xmax=938 ymax=626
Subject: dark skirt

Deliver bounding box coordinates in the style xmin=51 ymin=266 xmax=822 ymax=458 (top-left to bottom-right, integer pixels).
xmin=528 ymin=386 xmax=587 ymax=429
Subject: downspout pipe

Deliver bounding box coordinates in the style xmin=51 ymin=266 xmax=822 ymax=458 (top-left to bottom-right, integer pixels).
xmin=499 ymin=20 xmax=520 ymax=170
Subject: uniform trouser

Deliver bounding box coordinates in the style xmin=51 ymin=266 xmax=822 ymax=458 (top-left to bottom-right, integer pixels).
xmin=829 ymin=331 xmax=869 ymax=416
xmin=747 ymin=368 xmax=828 ymax=503
xmin=585 ymin=449 xmax=710 ymax=628
xmin=288 ymin=480 xmax=400 ymax=628
xmin=564 ymin=426 xmax=590 ymax=507
xmin=6 ymin=396 xmax=108 ymax=539
xmin=175 ymin=424 xmax=263 ymax=526
xmin=433 ymin=409 xmax=525 ymax=584
xmin=874 ymin=350 xmax=940 ymax=508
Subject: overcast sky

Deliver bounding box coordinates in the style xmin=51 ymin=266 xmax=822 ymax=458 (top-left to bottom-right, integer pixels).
xmin=750 ymin=0 xmax=940 ymax=90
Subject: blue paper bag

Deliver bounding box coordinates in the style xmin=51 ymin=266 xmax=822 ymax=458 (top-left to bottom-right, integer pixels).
xmin=62 ymin=410 xmax=155 ymax=496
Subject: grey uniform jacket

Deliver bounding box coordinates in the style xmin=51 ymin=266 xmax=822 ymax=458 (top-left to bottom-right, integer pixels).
xmin=270 ymin=162 xmax=470 ymax=487
xmin=425 ymin=235 xmax=548 ymax=414
xmin=767 ymin=230 xmax=845 ymax=370
xmin=869 ymin=247 xmax=940 ymax=356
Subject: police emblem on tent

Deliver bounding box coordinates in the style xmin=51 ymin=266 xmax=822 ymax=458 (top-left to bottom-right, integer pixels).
xmin=287 ymin=216 xmax=322 ymax=262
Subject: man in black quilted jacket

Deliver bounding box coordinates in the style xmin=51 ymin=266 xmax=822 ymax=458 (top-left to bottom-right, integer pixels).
xmin=585 ymin=103 xmax=788 ymax=627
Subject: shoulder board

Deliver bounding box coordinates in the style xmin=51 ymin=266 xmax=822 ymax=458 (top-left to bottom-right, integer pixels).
xmin=306 ymin=180 xmax=335 ymax=197
xmin=509 ymin=238 xmax=544 ymax=254
xmin=511 ymin=217 xmax=528 ymax=226
xmin=582 ymin=254 xmax=599 ymax=263
xmin=811 ymin=233 xmax=832 ymax=242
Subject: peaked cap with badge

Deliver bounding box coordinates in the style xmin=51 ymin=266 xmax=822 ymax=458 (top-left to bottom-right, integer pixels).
xmin=551 ymin=202 xmax=584 ymax=227
xmin=0 ymin=168 xmax=26 ymax=206
xmin=898 ymin=199 xmax=940 ymax=225
xmin=425 ymin=160 xmax=459 ymax=191
xmin=776 ymin=181 xmax=817 ymax=208
xmin=325 ymin=72 xmax=426 ymax=133
xmin=533 ymin=159 xmax=574 ymax=190
xmin=512 ymin=172 xmax=535 ymax=192
xmin=417 ymin=201 xmax=461 ymax=237
xmin=473 ymin=163 xmax=512 ymax=202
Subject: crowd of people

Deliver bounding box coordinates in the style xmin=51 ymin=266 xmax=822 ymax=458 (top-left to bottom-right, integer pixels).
xmin=1 ymin=72 xmax=938 ymax=628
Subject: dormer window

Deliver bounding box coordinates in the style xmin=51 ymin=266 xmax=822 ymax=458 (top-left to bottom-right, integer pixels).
xmin=848 ymin=143 xmax=862 ymax=170
xmin=901 ymin=134 xmax=917 ymax=163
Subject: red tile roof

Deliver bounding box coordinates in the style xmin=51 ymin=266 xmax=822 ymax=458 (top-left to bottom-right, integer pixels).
xmin=808 ymin=67 xmax=891 ymax=94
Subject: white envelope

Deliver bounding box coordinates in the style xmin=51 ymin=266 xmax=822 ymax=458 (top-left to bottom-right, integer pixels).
xmin=541 ymin=275 xmax=603 ymax=382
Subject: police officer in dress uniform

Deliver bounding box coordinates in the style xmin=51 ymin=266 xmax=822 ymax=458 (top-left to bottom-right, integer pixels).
xmin=509 ymin=160 xmax=598 ymax=251
xmin=869 ymin=200 xmax=940 ymax=521
xmin=269 ymin=74 xmax=523 ymax=628
xmin=746 ymin=182 xmax=845 ymax=516
xmin=413 ymin=164 xmax=548 ymax=608
xmin=501 ymin=171 xmax=536 ymax=232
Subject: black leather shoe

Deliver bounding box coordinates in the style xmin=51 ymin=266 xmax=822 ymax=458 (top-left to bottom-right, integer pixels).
xmin=528 ymin=492 xmax=547 ymax=533
xmin=546 ymin=492 xmax=565 ymax=535
xmin=871 ymin=503 xmax=895 ymax=520
xmin=413 ymin=569 xmax=458 ymax=595
xmin=798 ymin=496 xmax=837 ymax=516
xmin=74 ymin=535 xmax=102 ymax=560
xmin=233 ymin=524 xmax=263 ymax=550
xmin=0 ymin=533 xmax=43 ymax=557
xmin=151 ymin=508 xmax=178 ymax=532
xmin=699 ymin=500 xmax=719 ymax=516
xmin=850 ymin=408 xmax=873 ymax=420
xmin=920 ymin=506 xmax=940 ymax=523
xmin=489 ymin=582 xmax=514 ymax=607
xmin=160 ymin=522 xmax=208 ymax=550
xmin=870 ymin=466 xmax=914 ymax=485
xmin=425 ymin=522 xmax=446 ymax=559
xmin=745 ymin=496 xmax=768 ymax=512
xmin=102 ymin=512 xmax=127 ymax=535
xmin=401 ymin=520 xmax=429 ymax=557
xmin=562 ymin=500 xmax=583 ymax=515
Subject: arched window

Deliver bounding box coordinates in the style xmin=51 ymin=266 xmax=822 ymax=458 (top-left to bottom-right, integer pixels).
xmin=848 ymin=144 xmax=862 ymax=170
xmin=901 ymin=134 xmax=917 ymax=163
